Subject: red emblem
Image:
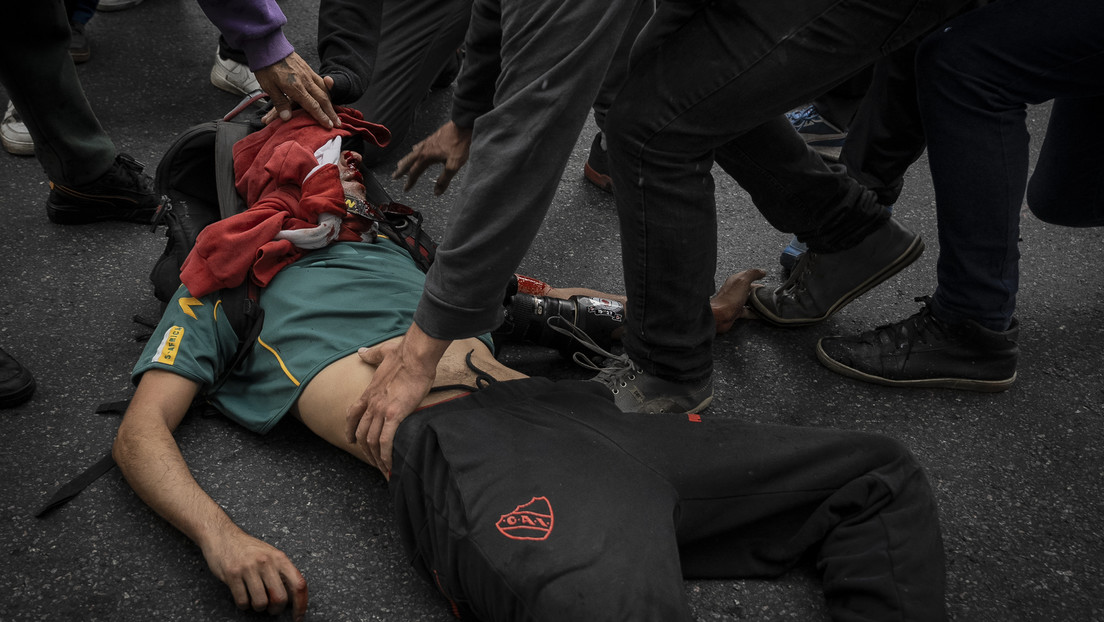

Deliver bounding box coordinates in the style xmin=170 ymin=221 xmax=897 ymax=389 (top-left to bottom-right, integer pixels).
xmin=496 ymin=496 xmax=554 ymax=541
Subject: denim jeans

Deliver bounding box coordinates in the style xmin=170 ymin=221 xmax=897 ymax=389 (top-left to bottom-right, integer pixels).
xmin=606 ymin=0 xmax=970 ymax=381
xmin=921 ymin=0 xmax=1104 ymax=332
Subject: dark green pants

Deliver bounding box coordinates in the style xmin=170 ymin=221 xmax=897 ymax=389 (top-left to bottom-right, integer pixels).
xmin=1 ymin=1 xmax=114 ymax=185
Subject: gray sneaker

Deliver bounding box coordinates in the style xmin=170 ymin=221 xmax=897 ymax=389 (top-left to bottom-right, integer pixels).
xmin=1 ymin=102 xmax=34 ymax=156
xmin=590 ymin=355 xmax=713 ymax=414
xmin=751 ymin=217 xmax=924 ymax=327
xmin=545 ymin=315 xmax=713 ymax=414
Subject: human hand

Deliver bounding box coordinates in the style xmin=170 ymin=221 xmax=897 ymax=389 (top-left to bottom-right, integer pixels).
xmin=345 ymin=325 xmax=450 ymax=476
xmin=392 ymin=121 xmax=473 ymax=195
xmin=203 ymin=528 xmax=308 ymax=622
xmin=711 ymin=269 xmax=767 ymax=333
xmin=255 ymin=52 xmax=341 ymax=129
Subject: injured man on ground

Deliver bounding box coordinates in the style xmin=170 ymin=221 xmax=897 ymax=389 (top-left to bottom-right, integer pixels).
xmin=114 ymin=109 xmax=949 ymax=622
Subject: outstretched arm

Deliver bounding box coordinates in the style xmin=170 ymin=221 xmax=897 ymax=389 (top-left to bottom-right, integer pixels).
xmin=113 ymin=370 xmax=308 ymax=622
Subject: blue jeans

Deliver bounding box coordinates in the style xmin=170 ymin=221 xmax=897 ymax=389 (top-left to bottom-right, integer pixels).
xmin=606 ymin=0 xmax=969 ymax=381
xmin=922 ymin=0 xmax=1104 ymax=332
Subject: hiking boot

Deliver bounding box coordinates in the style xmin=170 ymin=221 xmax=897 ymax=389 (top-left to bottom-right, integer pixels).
xmin=779 ymin=235 xmax=807 ymax=278
xmin=751 ymin=217 xmax=924 ymax=326
xmin=786 ymin=104 xmax=847 ymax=162
xmin=0 ymin=347 xmax=35 ymax=408
xmin=817 ymin=298 xmax=1019 ymax=392
xmin=210 ymin=50 xmax=261 ymax=96
xmin=583 ymin=132 xmax=613 ymax=193
xmin=1 ymin=102 xmax=34 ymax=156
xmin=69 ymin=21 xmax=91 ymax=64
xmin=590 ymin=355 xmax=713 ymax=414
xmin=46 ymin=153 xmax=159 ymax=224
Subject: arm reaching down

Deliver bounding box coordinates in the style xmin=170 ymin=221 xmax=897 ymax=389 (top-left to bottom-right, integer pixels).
xmin=113 ymin=370 xmax=309 ymax=622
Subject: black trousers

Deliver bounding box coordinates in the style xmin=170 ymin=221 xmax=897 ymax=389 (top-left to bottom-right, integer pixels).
xmin=391 ymin=378 xmax=946 ymax=622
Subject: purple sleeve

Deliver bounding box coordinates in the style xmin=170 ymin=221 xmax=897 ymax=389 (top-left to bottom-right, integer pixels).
xmin=194 ymin=0 xmax=296 ymax=70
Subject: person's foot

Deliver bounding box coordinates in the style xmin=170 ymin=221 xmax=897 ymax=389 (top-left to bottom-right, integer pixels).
xmin=96 ymin=0 xmax=144 ymax=11
xmin=1 ymin=102 xmax=34 ymax=156
xmin=786 ymin=104 xmax=847 ymax=162
xmin=69 ymin=20 xmax=91 ymax=64
xmin=46 ymin=153 xmax=159 ymax=224
xmin=0 ymin=347 xmax=35 ymax=408
xmin=751 ymin=217 xmax=924 ymax=326
xmin=210 ymin=50 xmax=261 ymax=96
xmin=583 ymin=132 xmax=613 ymax=193
xmin=817 ymin=298 xmax=1019 ymax=392
xmin=590 ymin=354 xmax=713 ymax=414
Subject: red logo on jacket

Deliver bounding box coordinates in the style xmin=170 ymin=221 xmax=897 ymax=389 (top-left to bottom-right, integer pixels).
xmin=496 ymin=496 xmax=554 ymax=541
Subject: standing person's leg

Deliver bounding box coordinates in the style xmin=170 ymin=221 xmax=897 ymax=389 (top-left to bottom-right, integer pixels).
xmin=345 ymin=0 xmax=472 ymax=166
xmin=0 ymin=0 xmax=114 ymax=185
xmin=816 ymin=0 xmax=1104 ymax=391
xmin=602 ymin=0 xmax=965 ymax=409
xmin=0 ymin=1 xmax=155 ymax=224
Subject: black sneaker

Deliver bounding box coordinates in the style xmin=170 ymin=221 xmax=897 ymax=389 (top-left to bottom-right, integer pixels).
xmin=46 ymin=153 xmax=159 ymax=225
xmin=751 ymin=217 xmax=924 ymax=326
xmin=69 ymin=21 xmax=91 ymax=64
xmin=583 ymin=132 xmax=613 ymax=193
xmin=816 ymin=298 xmax=1019 ymax=392
xmin=0 ymin=347 xmax=35 ymax=408
xmin=786 ymin=104 xmax=847 ymax=162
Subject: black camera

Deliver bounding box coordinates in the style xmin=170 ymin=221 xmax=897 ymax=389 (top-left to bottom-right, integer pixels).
xmin=495 ymin=293 xmax=625 ymax=358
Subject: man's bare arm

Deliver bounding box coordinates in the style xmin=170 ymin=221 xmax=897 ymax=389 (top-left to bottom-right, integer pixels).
xmin=113 ymin=370 xmax=308 ymax=622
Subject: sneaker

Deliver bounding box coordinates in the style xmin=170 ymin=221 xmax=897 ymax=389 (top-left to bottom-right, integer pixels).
xmin=546 ymin=315 xmax=712 ymax=414
xmin=69 ymin=21 xmax=90 ymax=64
xmin=46 ymin=153 xmax=160 ymax=225
xmin=0 ymin=347 xmax=35 ymax=408
xmin=1 ymin=102 xmax=34 ymax=156
xmin=779 ymin=235 xmax=807 ymax=278
xmin=751 ymin=217 xmax=924 ymax=327
xmin=96 ymin=0 xmax=144 ymax=11
xmin=210 ymin=51 xmax=261 ymax=96
xmin=786 ymin=104 xmax=847 ymax=162
xmin=583 ymin=132 xmax=613 ymax=193
xmin=590 ymin=355 xmax=713 ymax=414
xmin=816 ymin=298 xmax=1019 ymax=392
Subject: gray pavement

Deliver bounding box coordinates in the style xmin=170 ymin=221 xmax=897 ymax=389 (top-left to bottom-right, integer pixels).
xmin=2 ymin=2 xmax=1103 ymax=621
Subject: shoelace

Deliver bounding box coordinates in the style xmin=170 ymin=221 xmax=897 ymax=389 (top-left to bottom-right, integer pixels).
xmin=867 ymin=297 xmax=946 ymax=349
xmin=545 ymin=315 xmax=642 ymax=390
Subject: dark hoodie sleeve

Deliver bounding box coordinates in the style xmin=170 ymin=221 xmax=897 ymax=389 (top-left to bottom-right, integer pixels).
xmin=316 ymin=0 xmax=384 ymax=104
xmin=450 ymin=0 xmax=501 ymax=128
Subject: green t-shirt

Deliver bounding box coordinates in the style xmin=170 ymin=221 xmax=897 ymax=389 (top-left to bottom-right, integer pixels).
xmin=133 ymin=240 xmax=493 ymax=434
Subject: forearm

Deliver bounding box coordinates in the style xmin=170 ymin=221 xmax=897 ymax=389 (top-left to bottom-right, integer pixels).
xmin=316 ymin=0 xmax=383 ymax=104
xmin=114 ymin=412 xmax=244 ymax=553
xmin=194 ymin=0 xmax=295 ymax=70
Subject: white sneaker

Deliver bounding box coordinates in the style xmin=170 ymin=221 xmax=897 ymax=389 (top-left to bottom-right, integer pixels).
xmin=210 ymin=51 xmax=261 ymax=96
xmin=1 ymin=102 xmax=34 ymax=156
xmin=97 ymin=0 xmax=144 ymax=12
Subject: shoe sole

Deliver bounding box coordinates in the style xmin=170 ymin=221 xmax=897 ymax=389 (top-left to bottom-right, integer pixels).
xmin=815 ymin=339 xmax=1016 ymax=392
xmin=47 ymin=186 xmax=158 ymax=225
xmin=584 ymin=162 xmax=613 ymax=193
xmin=1 ymin=134 xmax=35 ymax=156
xmin=752 ymin=235 xmax=925 ymax=328
xmin=0 ymin=379 xmax=35 ymax=408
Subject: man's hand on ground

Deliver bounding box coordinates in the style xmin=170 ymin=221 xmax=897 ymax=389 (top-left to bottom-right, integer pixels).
xmin=203 ymin=528 xmax=309 ymax=622
xmin=392 ymin=121 xmax=473 ymax=195
xmin=711 ymin=269 xmax=767 ymax=333
xmin=255 ymin=52 xmax=341 ymax=129
xmin=347 ymin=324 xmax=451 ymax=477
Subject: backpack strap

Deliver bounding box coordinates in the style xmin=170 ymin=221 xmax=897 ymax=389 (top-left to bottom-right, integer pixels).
xmin=214 ymin=119 xmax=252 ymax=219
